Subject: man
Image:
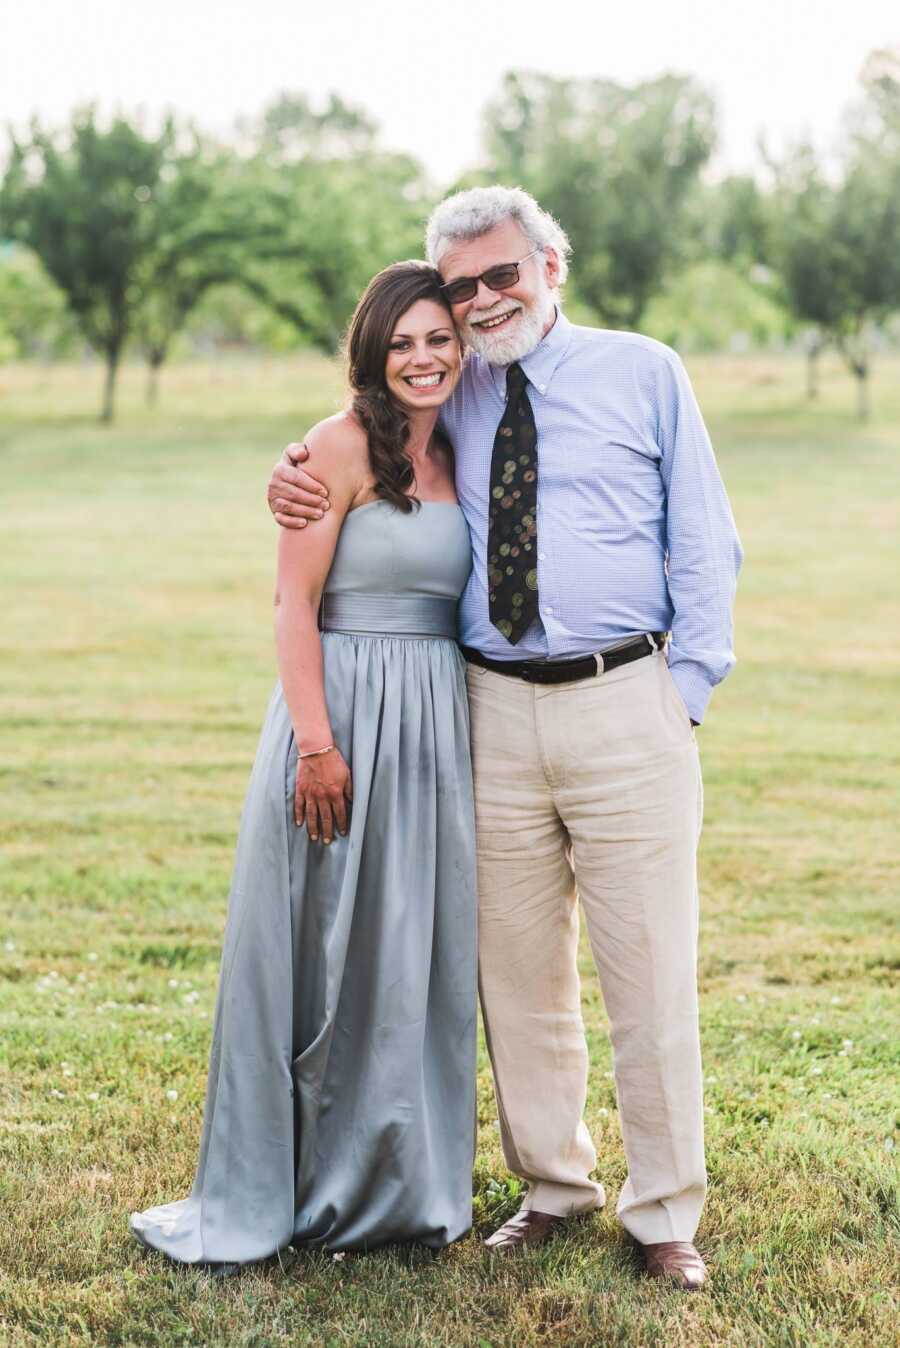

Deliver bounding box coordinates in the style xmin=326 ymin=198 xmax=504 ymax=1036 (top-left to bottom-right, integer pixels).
xmin=267 ymin=186 xmax=742 ymax=1290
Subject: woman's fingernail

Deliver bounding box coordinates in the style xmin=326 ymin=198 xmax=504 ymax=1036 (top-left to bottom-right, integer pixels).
xmin=314 ymin=510 xmax=323 ymax=519
xmin=324 ymin=838 xmax=332 ymax=845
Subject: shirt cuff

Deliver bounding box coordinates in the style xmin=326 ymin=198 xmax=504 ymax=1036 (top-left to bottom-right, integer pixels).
xmin=667 ymin=660 xmax=714 ymax=725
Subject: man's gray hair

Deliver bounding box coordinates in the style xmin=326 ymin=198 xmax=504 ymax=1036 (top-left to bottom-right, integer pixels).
xmin=425 ymin=185 xmax=571 ymax=287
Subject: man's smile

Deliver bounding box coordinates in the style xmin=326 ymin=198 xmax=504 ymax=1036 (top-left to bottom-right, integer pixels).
xmin=471 ymin=306 xmax=521 ymax=331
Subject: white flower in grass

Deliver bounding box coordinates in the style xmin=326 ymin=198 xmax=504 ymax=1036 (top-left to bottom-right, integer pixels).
xmin=87 ymin=953 xmax=98 ymax=962
xmin=830 ymin=996 xmax=841 ymax=1005
xmin=332 ymin=1252 xmax=346 ymax=1262
xmin=168 ymin=979 xmax=179 ymax=988
xmin=87 ymin=1092 xmax=99 ymax=1101
xmin=4 ymin=941 xmax=15 ymax=952
xmin=63 ymin=1069 xmax=74 ymax=1078
xmin=885 ymin=1138 xmax=896 ymax=1153
xmin=842 ymin=1039 xmax=853 ymax=1049
xmin=706 ymin=1076 xmax=717 ymax=1085
xmin=791 ymin=1031 xmax=802 ymax=1040
xmin=810 ymin=1067 xmax=823 ymax=1076
xmin=733 ymin=1033 xmax=747 ymax=1043
xmin=166 ymin=1089 xmax=178 ymax=1101
xmin=822 ymin=1093 xmax=832 ymax=1100
xmin=50 ymin=1089 xmax=65 ymax=1099
xmin=736 ymin=994 xmax=747 ymax=1003
xmin=163 ymin=1032 xmax=174 ymax=1042
xmin=597 ymin=1107 xmax=609 ymax=1117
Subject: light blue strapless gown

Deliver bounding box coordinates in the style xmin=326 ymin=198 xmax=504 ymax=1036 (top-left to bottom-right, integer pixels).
xmin=130 ymin=501 xmax=477 ymax=1262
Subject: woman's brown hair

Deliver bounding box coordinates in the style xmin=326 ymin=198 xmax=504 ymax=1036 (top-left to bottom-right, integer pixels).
xmin=345 ymin=260 xmax=456 ymax=513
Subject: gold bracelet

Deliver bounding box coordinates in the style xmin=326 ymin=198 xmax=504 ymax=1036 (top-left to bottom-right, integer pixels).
xmin=298 ymin=743 xmax=335 ymax=759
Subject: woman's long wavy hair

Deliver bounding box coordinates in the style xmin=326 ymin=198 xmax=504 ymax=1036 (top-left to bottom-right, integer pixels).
xmin=345 ymin=260 xmax=456 ymax=513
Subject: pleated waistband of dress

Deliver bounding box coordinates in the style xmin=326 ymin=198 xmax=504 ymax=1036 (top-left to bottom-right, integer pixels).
xmin=319 ymin=592 xmax=459 ymax=639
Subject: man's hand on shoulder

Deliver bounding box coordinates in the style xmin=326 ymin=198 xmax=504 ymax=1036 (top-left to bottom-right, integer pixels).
xmin=267 ymin=442 xmax=332 ymax=529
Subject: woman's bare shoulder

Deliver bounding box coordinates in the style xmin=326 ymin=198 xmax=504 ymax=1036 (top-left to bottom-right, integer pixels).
xmin=302 ymin=413 xmax=370 ymax=492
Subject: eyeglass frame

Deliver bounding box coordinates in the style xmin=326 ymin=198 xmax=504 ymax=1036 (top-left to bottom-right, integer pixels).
xmin=439 ymin=248 xmax=543 ymax=305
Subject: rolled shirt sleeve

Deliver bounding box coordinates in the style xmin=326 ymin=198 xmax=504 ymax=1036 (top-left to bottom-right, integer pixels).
xmin=655 ymin=353 xmax=743 ymax=724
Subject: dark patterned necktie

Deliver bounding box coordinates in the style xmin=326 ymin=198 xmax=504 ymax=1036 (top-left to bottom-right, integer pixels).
xmin=487 ymin=362 xmax=539 ymax=644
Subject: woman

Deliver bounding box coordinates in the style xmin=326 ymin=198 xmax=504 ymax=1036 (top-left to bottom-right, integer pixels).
xmin=129 ymin=261 xmax=477 ymax=1268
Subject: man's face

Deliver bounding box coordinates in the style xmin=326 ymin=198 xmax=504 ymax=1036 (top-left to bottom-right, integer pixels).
xmin=438 ymin=219 xmax=560 ymax=365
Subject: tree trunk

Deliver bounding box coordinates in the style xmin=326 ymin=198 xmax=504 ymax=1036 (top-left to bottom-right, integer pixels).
xmin=806 ymin=344 xmax=820 ymax=399
xmin=100 ymin=346 xmax=120 ymax=424
xmin=855 ymin=362 xmax=869 ymax=421
xmin=146 ymin=351 xmax=165 ymax=406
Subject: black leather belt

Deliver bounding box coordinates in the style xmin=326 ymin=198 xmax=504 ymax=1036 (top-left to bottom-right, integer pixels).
xmin=461 ymin=634 xmax=666 ymax=684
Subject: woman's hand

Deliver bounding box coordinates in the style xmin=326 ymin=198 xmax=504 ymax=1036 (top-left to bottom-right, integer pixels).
xmin=268 ymin=443 xmax=332 ymax=529
xmin=294 ymin=748 xmax=353 ymax=844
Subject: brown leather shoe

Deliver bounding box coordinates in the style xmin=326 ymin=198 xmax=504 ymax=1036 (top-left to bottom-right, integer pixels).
xmin=484 ymin=1208 xmax=564 ymax=1253
xmin=641 ymin=1240 xmax=707 ymax=1291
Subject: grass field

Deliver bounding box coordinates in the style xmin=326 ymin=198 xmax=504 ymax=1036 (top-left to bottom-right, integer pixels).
xmin=0 ymin=352 xmax=898 ymax=1347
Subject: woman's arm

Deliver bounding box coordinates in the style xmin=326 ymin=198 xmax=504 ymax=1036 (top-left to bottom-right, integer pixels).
xmin=273 ymin=417 xmax=366 ymax=842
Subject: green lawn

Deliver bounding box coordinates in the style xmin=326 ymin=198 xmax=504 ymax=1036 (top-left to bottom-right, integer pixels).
xmin=0 ymin=352 xmax=897 ymax=1347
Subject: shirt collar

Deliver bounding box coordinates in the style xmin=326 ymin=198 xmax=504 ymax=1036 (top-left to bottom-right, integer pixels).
xmin=487 ymin=307 xmax=573 ymax=399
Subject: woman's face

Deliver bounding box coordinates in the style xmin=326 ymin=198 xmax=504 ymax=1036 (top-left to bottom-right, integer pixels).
xmin=384 ymin=299 xmax=461 ymax=412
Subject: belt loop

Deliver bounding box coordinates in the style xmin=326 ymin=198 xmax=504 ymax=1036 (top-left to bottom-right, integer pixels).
xmin=646 ymin=632 xmax=658 ymax=654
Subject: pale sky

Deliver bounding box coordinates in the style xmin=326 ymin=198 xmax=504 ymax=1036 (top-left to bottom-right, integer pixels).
xmin=2 ymin=0 xmax=897 ymax=184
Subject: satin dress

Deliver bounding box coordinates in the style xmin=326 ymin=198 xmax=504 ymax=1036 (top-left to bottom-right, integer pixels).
xmin=129 ymin=500 xmax=478 ymax=1263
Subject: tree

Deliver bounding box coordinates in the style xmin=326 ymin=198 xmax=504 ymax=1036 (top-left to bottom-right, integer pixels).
xmin=132 ymin=141 xmax=278 ymax=403
xmin=231 ymin=94 xmax=429 ymax=353
xmin=0 ymin=110 xmax=173 ymax=420
xmin=768 ymin=148 xmax=846 ymax=399
xmin=770 ymin=49 xmax=900 ymax=416
xmin=481 ymin=71 xmax=716 ymax=327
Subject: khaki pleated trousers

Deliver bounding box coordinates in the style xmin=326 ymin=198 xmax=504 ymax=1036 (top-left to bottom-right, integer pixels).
xmin=467 ymin=647 xmax=706 ymax=1244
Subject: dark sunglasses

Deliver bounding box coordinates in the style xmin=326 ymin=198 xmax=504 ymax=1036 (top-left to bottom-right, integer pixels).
xmin=440 ymin=248 xmax=542 ymax=305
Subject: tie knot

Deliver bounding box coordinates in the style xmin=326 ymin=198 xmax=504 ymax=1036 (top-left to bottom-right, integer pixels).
xmin=505 ymin=362 xmax=526 ymax=397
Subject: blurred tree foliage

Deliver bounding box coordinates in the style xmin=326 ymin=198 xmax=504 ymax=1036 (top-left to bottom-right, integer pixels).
xmin=1 ymin=54 xmax=899 ymax=421
xmin=480 ymin=71 xmax=716 ymax=327
xmin=0 ymin=245 xmax=80 ymax=360
xmin=642 ymin=259 xmax=789 ymax=353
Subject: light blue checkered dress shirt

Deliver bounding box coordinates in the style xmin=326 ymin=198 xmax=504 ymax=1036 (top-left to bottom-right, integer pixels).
xmin=439 ymin=309 xmax=743 ymax=723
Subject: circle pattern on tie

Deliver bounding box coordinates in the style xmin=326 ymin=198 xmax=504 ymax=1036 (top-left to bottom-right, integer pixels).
xmin=487 ymin=363 xmax=539 ymax=644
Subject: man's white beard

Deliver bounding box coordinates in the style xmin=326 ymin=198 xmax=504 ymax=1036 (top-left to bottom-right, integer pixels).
xmin=462 ymin=294 xmax=553 ymax=365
